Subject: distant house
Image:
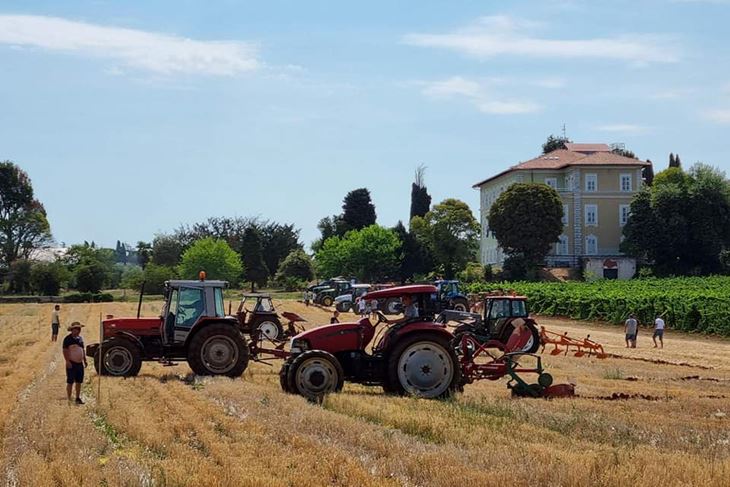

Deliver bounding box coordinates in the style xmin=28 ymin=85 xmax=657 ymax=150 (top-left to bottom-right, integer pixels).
xmin=473 ymin=143 xmax=650 ymax=279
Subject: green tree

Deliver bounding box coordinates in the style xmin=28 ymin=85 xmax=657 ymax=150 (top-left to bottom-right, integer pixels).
xmin=259 ymin=223 xmax=302 ymax=278
xmin=64 ymin=244 xmax=115 ymax=290
xmin=542 ymin=134 xmax=571 ymax=154
xmin=643 ymin=160 xmax=655 ymax=186
xmin=276 ymin=249 xmax=315 ymax=282
xmin=669 ymin=153 xmax=682 ymax=169
xmin=0 ymin=162 xmax=52 ymax=267
xmin=612 ymin=147 xmax=636 ymax=158
xmin=179 ymin=237 xmax=243 ymax=283
xmin=315 ymin=225 xmax=401 ymax=282
xmin=411 ymin=198 xmax=479 ymax=279
xmin=341 ymin=188 xmax=377 ymax=232
xmin=142 ymin=264 xmax=178 ymax=294
xmin=410 ymin=165 xmax=432 ymax=221
xmin=392 ymin=221 xmax=431 ymax=282
xmin=152 ymin=234 xmax=184 ymax=267
xmin=488 ymin=184 xmax=563 ymax=278
xmin=241 ymin=228 xmax=269 ymax=291
xmin=136 ymin=241 xmax=152 ymax=268
xmin=8 ymin=259 xmax=33 ymax=294
xmin=120 ymin=265 xmax=144 ymax=290
xmin=30 ymin=261 xmax=68 ymax=295
xmin=74 ymin=261 xmax=108 ymax=293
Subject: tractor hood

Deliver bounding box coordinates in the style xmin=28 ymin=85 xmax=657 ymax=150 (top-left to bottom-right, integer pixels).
xmin=290 ymin=317 xmax=375 ymax=353
xmin=363 ymin=284 xmax=438 ymax=300
xmin=102 ymin=316 xmax=162 ymax=337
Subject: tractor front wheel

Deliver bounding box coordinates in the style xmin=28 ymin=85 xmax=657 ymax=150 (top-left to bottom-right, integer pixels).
xmin=321 ymin=295 xmax=334 ymax=307
xmin=451 ymin=298 xmax=469 ymax=312
xmin=94 ymin=338 xmax=142 ymax=377
xmin=387 ymin=334 xmax=460 ymax=399
xmin=286 ymin=350 xmax=344 ymax=401
xmin=188 ymin=324 xmax=250 ymax=377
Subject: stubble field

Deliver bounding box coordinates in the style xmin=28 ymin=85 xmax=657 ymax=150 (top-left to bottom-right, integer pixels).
xmin=1 ymin=300 xmax=728 ymax=486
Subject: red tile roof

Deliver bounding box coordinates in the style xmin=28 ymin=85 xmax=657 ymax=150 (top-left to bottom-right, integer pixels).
xmin=473 ymin=146 xmax=649 ymax=188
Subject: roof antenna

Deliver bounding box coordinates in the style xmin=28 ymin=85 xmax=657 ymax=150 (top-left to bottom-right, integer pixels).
xmin=562 ymin=123 xmax=567 ymax=139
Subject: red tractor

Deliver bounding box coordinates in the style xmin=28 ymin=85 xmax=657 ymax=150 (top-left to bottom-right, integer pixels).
xmin=87 ymin=278 xmax=250 ymax=378
xmin=279 ymin=285 xmax=568 ymax=401
xmin=280 ymin=285 xmax=462 ymax=400
xmin=235 ymin=293 xmax=307 ymax=342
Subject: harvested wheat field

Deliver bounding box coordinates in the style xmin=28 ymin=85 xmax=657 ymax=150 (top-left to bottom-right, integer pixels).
xmin=1 ymin=300 xmax=728 ymax=487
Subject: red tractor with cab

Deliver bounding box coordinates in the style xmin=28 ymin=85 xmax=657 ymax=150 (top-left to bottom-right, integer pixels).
xmin=87 ymin=277 xmax=250 ymax=378
xmin=280 ymin=285 xmax=462 ymax=400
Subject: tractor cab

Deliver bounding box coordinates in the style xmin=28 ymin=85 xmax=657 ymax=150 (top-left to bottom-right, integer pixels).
xmin=433 ymin=280 xmax=469 ymax=312
xmin=483 ymin=295 xmax=529 ymax=335
xmin=236 ymin=293 xmax=286 ymax=341
xmin=161 ymin=279 xmax=228 ymax=346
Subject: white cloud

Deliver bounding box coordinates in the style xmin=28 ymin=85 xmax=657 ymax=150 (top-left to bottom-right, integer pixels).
xmin=703 ymin=108 xmax=730 ymax=123
xmin=404 ymin=15 xmax=679 ymax=65
xmin=420 ymin=76 xmax=540 ymax=114
xmin=595 ymin=124 xmax=651 ymax=135
xmin=0 ymin=14 xmax=259 ymax=76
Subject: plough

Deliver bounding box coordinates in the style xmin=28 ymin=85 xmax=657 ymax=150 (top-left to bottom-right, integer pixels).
xmin=539 ymin=326 xmax=607 ymax=359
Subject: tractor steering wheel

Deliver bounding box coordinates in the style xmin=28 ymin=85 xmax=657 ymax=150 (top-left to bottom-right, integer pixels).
xmin=374 ymin=310 xmax=388 ymax=324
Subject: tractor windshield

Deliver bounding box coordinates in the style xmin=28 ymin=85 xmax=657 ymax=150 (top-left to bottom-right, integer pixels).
xmin=510 ymin=300 xmax=528 ymax=317
xmin=214 ymin=288 xmax=225 ymax=317
xmin=177 ymin=287 xmax=205 ymax=328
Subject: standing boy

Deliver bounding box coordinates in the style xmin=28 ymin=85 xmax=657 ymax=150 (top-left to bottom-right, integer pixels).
xmin=624 ymin=314 xmax=638 ymax=348
xmin=51 ymin=304 xmax=61 ymax=342
xmin=62 ymin=322 xmax=87 ymax=404
xmin=653 ymin=315 xmax=665 ymax=348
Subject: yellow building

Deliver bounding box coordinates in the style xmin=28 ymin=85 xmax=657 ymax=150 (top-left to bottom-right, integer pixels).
xmin=473 ymin=143 xmax=649 ymax=279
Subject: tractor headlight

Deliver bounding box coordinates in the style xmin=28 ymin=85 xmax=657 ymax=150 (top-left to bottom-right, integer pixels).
xmin=289 ymin=338 xmax=309 ymax=354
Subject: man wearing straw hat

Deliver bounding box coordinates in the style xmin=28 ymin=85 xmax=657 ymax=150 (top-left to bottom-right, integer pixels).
xmin=62 ymin=322 xmax=87 ymax=404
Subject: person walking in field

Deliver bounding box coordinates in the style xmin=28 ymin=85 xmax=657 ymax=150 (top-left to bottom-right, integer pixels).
xmin=357 ymin=297 xmax=367 ymax=317
xmin=62 ymin=322 xmax=87 ymax=405
xmin=330 ymin=310 xmax=340 ymax=324
xmin=51 ymin=304 xmax=61 ymax=342
xmin=625 ymin=314 xmax=638 ymax=348
xmin=303 ymin=290 xmax=310 ymax=307
xmin=653 ymin=315 xmax=665 ymax=348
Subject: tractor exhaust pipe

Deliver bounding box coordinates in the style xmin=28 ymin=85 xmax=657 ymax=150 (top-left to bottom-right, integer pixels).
xmin=137 ymin=280 xmax=146 ymax=319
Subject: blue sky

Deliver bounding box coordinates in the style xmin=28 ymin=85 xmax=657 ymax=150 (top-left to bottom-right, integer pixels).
xmin=1 ymin=0 xmax=729 ymax=249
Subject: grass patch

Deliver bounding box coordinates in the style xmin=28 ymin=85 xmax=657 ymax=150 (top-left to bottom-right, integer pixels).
xmin=603 ymin=367 xmax=625 ymax=380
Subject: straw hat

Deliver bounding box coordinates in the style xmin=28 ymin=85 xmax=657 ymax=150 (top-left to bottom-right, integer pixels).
xmin=67 ymin=322 xmax=84 ymax=331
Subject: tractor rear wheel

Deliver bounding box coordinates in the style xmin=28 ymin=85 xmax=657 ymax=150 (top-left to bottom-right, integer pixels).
xmin=321 ymin=295 xmax=334 ymax=307
xmin=256 ymin=319 xmax=284 ymax=342
xmin=451 ymin=298 xmax=469 ymax=312
xmin=387 ymin=334 xmax=460 ymax=399
xmin=95 ymin=338 xmax=142 ymax=377
xmin=187 ymin=324 xmax=249 ymax=377
xmin=279 ymin=360 xmax=292 ymax=393
xmin=384 ymin=298 xmax=401 ymax=315
xmin=286 ymin=350 xmax=344 ymax=401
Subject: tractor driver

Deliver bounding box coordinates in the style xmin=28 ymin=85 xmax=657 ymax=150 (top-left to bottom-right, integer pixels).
xmin=386 ymin=294 xmax=420 ymax=325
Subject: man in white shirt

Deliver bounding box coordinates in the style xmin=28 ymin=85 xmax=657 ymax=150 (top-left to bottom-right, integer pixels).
xmin=653 ymin=316 xmax=665 ymax=349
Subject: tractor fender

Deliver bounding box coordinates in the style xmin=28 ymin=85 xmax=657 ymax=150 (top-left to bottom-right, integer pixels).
xmin=379 ymin=322 xmax=454 ymax=353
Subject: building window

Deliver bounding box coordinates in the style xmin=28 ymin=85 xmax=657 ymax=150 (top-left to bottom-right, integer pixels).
xmin=620 ymin=173 xmax=632 ymax=192
xmin=567 ymin=174 xmax=575 ymax=190
xmin=585 ymin=204 xmax=598 ymax=226
xmin=619 ymin=204 xmax=630 ymax=226
xmin=585 ymin=235 xmax=598 ymax=255
xmin=562 ymin=204 xmax=569 ymax=225
xmin=557 ymin=235 xmax=569 ymax=255
xmin=545 ymin=177 xmax=558 ymax=190
xmin=585 ymin=174 xmax=597 ymax=192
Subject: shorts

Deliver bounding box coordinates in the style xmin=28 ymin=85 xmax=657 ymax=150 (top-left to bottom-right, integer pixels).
xmin=51 ymin=324 xmax=59 ymax=335
xmin=66 ymin=362 xmax=84 ymax=384
xmin=625 ymin=333 xmax=637 ymax=341
xmin=653 ymin=329 xmax=664 ymax=338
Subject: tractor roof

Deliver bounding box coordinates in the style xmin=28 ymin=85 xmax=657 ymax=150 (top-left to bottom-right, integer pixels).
xmin=241 ymin=293 xmax=272 ymax=298
xmin=363 ymin=284 xmax=438 ymax=299
xmin=486 ymin=295 xmax=528 ymax=300
xmin=166 ymin=280 xmax=228 ymax=288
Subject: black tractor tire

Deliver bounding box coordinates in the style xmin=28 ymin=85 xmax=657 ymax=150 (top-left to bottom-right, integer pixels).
xmin=451 ymin=297 xmax=469 ymax=312
xmin=335 ymin=301 xmax=352 ymax=313
xmin=384 ymin=297 xmax=401 ymax=315
xmin=255 ymin=318 xmax=284 ymax=342
xmin=523 ymin=324 xmax=540 ymax=354
xmin=321 ymin=295 xmax=334 ymax=307
xmin=94 ymin=338 xmax=142 ymax=377
xmin=286 ymin=350 xmax=344 ymax=402
xmin=386 ymin=333 xmax=461 ymax=399
xmin=187 ymin=323 xmax=249 ymax=377
xmin=279 ymin=360 xmax=293 ymax=393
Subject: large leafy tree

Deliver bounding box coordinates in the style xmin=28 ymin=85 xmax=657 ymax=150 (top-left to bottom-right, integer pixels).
xmin=259 ymin=223 xmax=302 ymax=278
xmin=64 ymin=243 xmax=116 ymax=291
xmin=488 ymin=184 xmax=563 ymax=275
xmin=392 ymin=221 xmax=431 ymax=282
xmin=179 ymin=237 xmax=243 ymax=283
xmin=0 ymin=162 xmax=52 ymax=267
xmin=411 ymin=198 xmax=479 ymax=279
xmin=622 ymin=164 xmax=730 ymax=275
xmin=240 ymin=227 xmax=269 ymax=291
xmin=152 ymin=234 xmax=184 ymax=267
xmin=315 ymin=225 xmax=401 ymax=282
xmin=341 ymin=188 xmax=376 ymax=232
xmin=276 ymin=249 xmax=315 ymax=282
xmin=410 ymin=165 xmax=432 ymax=221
